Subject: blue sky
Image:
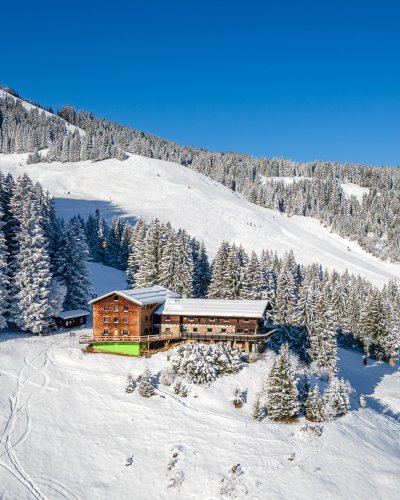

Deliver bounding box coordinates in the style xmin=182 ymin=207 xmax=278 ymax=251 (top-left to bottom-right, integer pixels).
xmin=2 ymin=0 xmax=399 ymax=165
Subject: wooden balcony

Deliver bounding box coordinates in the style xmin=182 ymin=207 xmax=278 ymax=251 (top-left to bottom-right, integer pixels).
xmin=79 ymin=332 xmax=180 ymax=344
xmin=79 ymin=329 xmax=277 ymax=345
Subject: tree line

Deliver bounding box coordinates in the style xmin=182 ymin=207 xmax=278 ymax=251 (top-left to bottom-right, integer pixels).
xmin=2 ymin=88 xmax=400 ymax=263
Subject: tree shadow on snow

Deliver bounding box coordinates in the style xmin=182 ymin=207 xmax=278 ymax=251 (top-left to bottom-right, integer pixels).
xmin=54 ymin=198 xmax=139 ymax=225
xmin=337 ymin=348 xmax=400 ymax=421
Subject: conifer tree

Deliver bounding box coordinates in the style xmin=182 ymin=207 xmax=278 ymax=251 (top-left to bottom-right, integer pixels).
xmin=0 ymin=208 xmax=9 ymax=328
xmin=208 ymin=241 xmax=230 ymax=298
xmin=138 ymin=368 xmax=155 ymax=397
xmin=305 ymin=385 xmax=325 ymax=422
xmin=266 ymin=344 xmax=300 ymax=421
xmin=252 ymin=396 xmax=265 ymax=421
xmin=57 ymin=218 xmax=91 ymax=310
xmin=192 ymin=241 xmax=211 ymax=298
xmin=241 ymin=251 xmax=267 ymax=299
xmin=274 ymin=255 xmax=297 ymax=326
xmin=14 ymin=198 xmax=54 ymax=333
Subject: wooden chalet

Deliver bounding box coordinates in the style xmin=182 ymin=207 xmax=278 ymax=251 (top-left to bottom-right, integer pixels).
xmin=84 ymin=286 xmax=272 ymax=356
xmin=154 ymin=298 xmax=269 ymax=352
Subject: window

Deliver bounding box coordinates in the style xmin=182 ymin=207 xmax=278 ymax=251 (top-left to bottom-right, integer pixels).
xmin=221 ymin=328 xmax=226 ymax=333
xmin=249 ymin=328 xmax=255 ymax=334
xmin=209 ymin=317 xmax=215 ymax=322
xmin=224 ymin=318 xmax=230 ymax=323
xmin=165 ymin=327 xmax=171 ymax=333
xmin=114 ymin=305 xmax=119 ymax=312
xmin=145 ymin=316 xmax=148 ymax=321
xmin=122 ymin=330 xmax=129 ymax=336
xmin=243 ymin=318 xmax=249 ymax=323
xmin=113 ymin=317 xmax=118 ymax=323
xmin=165 ymin=315 xmax=171 ymax=321
xmin=237 ymin=328 xmax=243 ymax=333
xmin=103 ymin=329 xmax=110 ymax=335
xmin=123 ymin=305 xmax=129 ymax=312
xmin=193 ymin=327 xmax=198 ymax=333
xmin=104 ymin=306 xmax=109 ymax=312
xmin=104 ymin=317 xmax=109 ymax=323
xmin=188 ymin=316 xmax=194 ymax=321
xmin=207 ymin=328 xmax=212 ymax=333
xmin=114 ymin=295 xmax=119 ymax=301
xmin=123 ymin=318 xmax=128 ymax=324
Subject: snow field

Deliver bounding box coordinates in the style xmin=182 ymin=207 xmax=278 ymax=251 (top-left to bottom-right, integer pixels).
xmin=0 ymin=330 xmax=399 ymax=500
xmin=1 ymin=152 xmax=400 ymax=288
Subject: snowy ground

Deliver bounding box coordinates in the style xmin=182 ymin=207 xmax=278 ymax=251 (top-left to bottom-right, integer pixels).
xmin=1 ymin=152 xmax=400 ymax=288
xmin=1 ymin=264 xmax=399 ymax=499
xmin=0 ymin=329 xmax=399 ymax=500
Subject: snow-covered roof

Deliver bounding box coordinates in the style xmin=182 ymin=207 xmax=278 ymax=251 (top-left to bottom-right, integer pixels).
xmin=88 ymin=286 xmax=181 ymax=307
xmin=56 ymin=309 xmax=91 ymax=320
xmin=155 ymin=298 xmax=268 ymax=318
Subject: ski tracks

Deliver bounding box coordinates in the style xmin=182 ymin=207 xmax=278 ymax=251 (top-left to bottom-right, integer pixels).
xmin=0 ymin=336 xmax=79 ymax=500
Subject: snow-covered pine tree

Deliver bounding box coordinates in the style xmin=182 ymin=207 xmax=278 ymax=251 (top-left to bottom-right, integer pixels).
xmin=158 ymin=231 xmax=178 ymax=290
xmin=125 ymin=375 xmax=136 ymax=393
xmin=241 ymin=251 xmax=267 ymax=299
xmin=192 ymin=241 xmax=211 ymax=298
xmin=360 ymin=289 xmax=386 ymax=357
xmin=305 ymin=385 xmax=325 ymax=422
xmin=172 ymin=343 xmax=218 ymax=384
xmin=266 ymin=344 xmax=300 ymax=421
xmin=0 ymin=207 xmax=9 ymax=328
xmin=308 ymin=292 xmax=338 ymax=373
xmin=85 ymin=209 xmax=108 ymax=263
xmin=231 ymin=387 xmax=244 ymax=408
xmin=274 ymin=254 xmax=298 ymax=327
xmin=223 ymin=244 xmax=243 ymax=299
xmin=134 ymin=219 xmax=162 ymax=288
xmin=14 ymin=198 xmax=54 ymax=334
xmin=252 ymin=396 xmax=266 ymax=421
xmin=207 ymin=241 xmax=230 ymax=298
xmin=173 ymin=229 xmax=194 ymax=296
xmin=138 ymin=368 xmax=155 ymax=397
xmin=57 ymin=218 xmax=91 ymax=310
xmin=126 ymin=220 xmax=147 ymax=287
xmin=323 ymin=377 xmax=351 ymax=419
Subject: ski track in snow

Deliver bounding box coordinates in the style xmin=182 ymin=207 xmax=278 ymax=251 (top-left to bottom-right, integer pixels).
xmin=0 ymin=336 xmax=78 ymax=500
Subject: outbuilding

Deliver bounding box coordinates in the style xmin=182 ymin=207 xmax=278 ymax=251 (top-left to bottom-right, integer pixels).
xmin=55 ymin=309 xmax=90 ymax=329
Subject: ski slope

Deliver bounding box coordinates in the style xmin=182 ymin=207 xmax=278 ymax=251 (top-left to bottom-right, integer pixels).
xmin=0 ymin=152 xmax=400 ymax=288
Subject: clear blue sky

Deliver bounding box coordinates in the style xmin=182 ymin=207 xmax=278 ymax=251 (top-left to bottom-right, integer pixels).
xmin=2 ymin=0 xmax=399 ymax=165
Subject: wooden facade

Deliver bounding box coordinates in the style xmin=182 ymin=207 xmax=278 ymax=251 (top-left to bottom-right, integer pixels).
xmin=155 ymin=314 xmax=261 ymax=336
xmin=88 ymin=288 xmax=270 ymax=355
xmin=92 ymin=293 xmax=159 ymax=341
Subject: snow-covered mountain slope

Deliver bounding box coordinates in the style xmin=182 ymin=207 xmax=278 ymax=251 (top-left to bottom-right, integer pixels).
xmin=1 ymin=151 xmax=400 ymax=288
xmin=0 ymin=328 xmax=399 ymax=500
xmin=0 ymin=89 xmax=83 ymax=135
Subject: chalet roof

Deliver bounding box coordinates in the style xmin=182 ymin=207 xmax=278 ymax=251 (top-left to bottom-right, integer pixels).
xmin=154 ymin=298 xmax=268 ymax=318
xmin=88 ymin=286 xmax=181 ymax=307
xmin=56 ymin=309 xmax=91 ymax=320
